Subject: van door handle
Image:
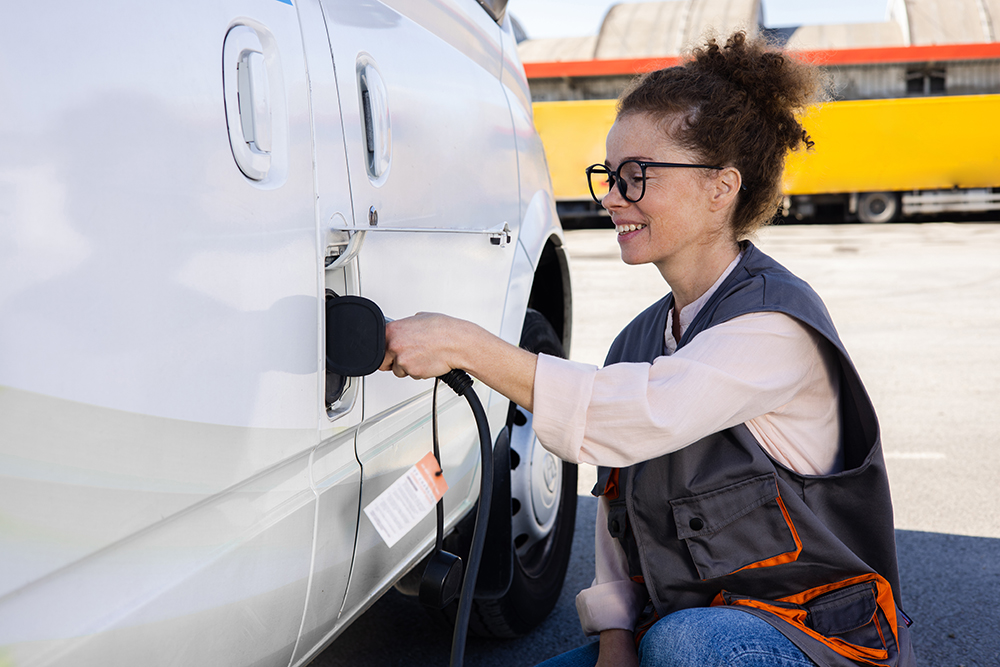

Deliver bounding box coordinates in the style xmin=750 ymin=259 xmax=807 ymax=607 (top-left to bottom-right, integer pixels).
xmin=223 ymin=25 xmax=271 ymax=180
xmin=358 ymin=59 xmax=391 ymax=180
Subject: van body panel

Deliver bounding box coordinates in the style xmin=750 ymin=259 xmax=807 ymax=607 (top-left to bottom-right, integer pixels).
xmin=0 ymin=0 xmax=569 ymax=663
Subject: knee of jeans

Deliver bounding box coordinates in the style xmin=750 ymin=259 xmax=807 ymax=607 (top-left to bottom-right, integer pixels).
xmin=638 ymin=608 xmax=813 ymax=667
xmin=638 ymin=608 xmax=718 ymax=666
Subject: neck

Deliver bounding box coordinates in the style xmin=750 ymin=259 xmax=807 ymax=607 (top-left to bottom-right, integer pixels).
xmin=657 ymin=240 xmax=740 ymax=313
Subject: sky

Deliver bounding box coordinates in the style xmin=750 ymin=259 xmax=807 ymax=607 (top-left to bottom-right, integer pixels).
xmin=510 ymin=0 xmax=891 ymax=40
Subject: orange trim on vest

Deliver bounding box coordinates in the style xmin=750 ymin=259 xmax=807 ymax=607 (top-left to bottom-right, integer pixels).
xmin=731 ymin=493 xmax=804 ymax=574
xmin=604 ymin=467 xmax=621 ymax=500
xmin=712 ymin=573 xmax=900 ymax=666
xmin=632 ymin=606 xmax=660 ymax=648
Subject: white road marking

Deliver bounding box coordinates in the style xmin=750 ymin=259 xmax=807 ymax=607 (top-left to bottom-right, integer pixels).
xmin=883 ymin=452 xmax=947 ymax=460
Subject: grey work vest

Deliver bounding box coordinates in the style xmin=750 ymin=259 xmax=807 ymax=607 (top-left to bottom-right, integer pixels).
xmin=595 ymin=243 xmax=914 ymax=667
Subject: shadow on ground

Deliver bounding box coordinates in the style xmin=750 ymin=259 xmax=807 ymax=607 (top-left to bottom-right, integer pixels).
xmin=311 ymin=496 xmax=599 ymax=667
xmin=312 ymin=498 xmax=1000 ymax=666
xmin=896 ymin=530 xmax=1000 ymax=666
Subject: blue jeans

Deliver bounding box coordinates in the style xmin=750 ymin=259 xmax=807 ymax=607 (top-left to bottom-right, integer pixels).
xmin=535 ymin=607 xmax=816 ymax=667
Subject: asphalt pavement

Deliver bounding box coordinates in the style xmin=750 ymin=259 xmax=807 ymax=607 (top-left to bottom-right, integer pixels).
xmin=315 ymin=221 xmax=1000 ymax=666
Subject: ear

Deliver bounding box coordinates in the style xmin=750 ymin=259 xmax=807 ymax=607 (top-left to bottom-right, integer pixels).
xmin=707 ymin=167 xmax=742 ymax=213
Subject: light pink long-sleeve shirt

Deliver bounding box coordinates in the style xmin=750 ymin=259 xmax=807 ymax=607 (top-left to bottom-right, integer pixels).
xmin=531 ymin=254 xmax=844 ymax=635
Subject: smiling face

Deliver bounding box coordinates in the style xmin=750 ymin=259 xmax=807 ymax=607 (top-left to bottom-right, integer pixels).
xmin=603 ymin=112 xmax=739 ymax=279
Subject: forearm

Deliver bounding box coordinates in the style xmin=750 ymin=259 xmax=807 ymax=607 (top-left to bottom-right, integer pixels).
xmin=534 ymin=311 xmax=827 ymax=467
xmin=457 ymin=324 xmax=537 ymax=411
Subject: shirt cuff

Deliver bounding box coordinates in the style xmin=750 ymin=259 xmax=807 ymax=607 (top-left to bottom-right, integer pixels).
xmin=575 ymin=579 xmax=648 ymax=635
xmin=531 ymin=353 xmax=597 ymax=464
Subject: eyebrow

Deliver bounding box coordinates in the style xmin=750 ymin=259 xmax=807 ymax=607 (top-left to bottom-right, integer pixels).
xmin=604 ymin=156 xmax=655 ymax=167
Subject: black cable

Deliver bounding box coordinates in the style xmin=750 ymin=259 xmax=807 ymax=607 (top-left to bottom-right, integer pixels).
xmin=432 ymin=379 xmax=444 ymax=553
xmin=437 ymin=369 xmax=492 ymax=667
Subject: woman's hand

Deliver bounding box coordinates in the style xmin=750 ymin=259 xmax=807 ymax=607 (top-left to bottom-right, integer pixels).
xmin=380 ymin=313 xmax=470 ymax=380
xmin=379 ymin=313 xmax=539 ymax=411
xmin=596 ymin=629 xmax=639 ymax=667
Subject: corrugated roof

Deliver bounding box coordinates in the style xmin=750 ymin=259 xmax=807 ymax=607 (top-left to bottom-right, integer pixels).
xmin=593 ymin=1 xmax=691 ymax=60
xmin=905 ymin=0 xmax=995 ymax=44
xmin=681 ymin=0 xmax=762 ymax=47
xmin=519 ymin=0 xmax=759 ymax=62
xmin=517 ymin=36 xmax=599 ymax=63
xmin=987 ymin=0 xmax=1000 ymax=41
xmin=518 ymin=0 xmax=999 ymax=64
xmin=785 ymin=23 xmax=908 ymax=50
xmin=786 ymin=0 xmax=1000 ymax=50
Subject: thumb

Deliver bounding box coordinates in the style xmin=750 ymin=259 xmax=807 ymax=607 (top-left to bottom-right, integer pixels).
xmin=379 ymin=349 xmax=395 ymax=372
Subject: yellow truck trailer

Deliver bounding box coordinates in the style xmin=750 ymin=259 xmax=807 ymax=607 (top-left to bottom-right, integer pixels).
xmin=533 ymin=94 xmax=1000 ymax=223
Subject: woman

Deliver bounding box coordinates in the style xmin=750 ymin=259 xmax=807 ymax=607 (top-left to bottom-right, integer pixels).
xmin=381 ymin=32 xmax=914 ymax=667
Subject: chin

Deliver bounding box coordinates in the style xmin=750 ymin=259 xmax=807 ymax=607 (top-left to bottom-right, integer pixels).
xmin=618 ymin=249 xmax=647 ymax=266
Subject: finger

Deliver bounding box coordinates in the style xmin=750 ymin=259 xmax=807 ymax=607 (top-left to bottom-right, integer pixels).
xmin=392 ymin=362 xmax=408 ymax=378
xmin=379 ymin=350 xmax=395 ymax=372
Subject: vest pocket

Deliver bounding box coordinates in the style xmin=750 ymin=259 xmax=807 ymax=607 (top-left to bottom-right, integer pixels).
xmin=716 ymin=574 xmax=900 ymax=666
xmin=807 ymin=581 xmax=883 ymax=648
xmin=670 ymin=474 xmax=801 ymax=581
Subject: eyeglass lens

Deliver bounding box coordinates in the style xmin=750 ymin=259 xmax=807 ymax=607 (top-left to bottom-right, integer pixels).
xmin=588 ymin=161 xmax=646 ymax=204
xmin=617 ymin=162 xmax=644 ymax=201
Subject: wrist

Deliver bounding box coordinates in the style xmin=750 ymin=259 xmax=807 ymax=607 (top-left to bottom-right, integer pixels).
xmin=449 ymin=318 xmax=486 ymax=373
xmin=598 ymin=628 xmax=638 ymax=667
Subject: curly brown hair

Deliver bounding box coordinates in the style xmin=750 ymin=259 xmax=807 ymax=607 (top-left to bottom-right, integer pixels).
xmin=617 ymin=31 xmax=825 ymax=237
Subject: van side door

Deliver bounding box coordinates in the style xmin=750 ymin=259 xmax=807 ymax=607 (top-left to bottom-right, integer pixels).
xmin=316 ymin=0 xmax=520 ymax=619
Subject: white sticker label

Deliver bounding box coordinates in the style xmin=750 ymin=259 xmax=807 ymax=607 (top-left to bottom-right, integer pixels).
xmin=364 ymin=452 xmax=448 ymax=548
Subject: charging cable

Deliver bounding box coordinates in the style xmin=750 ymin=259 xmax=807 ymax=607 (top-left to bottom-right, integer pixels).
xmin=436 ymin=369 xmax=492 ymax=667
xmin=324 ymin=296 xmax=493 ymax=667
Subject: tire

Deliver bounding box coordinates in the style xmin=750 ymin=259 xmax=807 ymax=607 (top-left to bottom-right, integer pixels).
xmin=469 ymin=309 xmax=577 ymax=638
xmin=857 ymin=191 xmax=899 ymax=223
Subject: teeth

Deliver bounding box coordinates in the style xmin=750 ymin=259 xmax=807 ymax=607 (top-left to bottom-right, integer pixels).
xmin=616 ymin=224 xmax=646 ymax=234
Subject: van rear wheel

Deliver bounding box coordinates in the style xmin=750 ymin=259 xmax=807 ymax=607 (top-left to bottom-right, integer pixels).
xmin=469 ymin=309 xmax=577 ymax=638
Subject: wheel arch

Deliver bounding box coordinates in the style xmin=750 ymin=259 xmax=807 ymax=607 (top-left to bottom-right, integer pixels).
xmin=527 ymin=236 xmax=572 ymax=356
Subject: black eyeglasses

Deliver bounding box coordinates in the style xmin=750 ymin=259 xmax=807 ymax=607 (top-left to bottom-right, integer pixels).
xmin=585 ymin=160 xmax=723 ymax=204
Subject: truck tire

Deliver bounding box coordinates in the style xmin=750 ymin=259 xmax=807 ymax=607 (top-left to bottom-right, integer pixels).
xmin=470 ymin=309 xmax=577 ymax=638
xmin=858 ymin=192 xmax=899 ymax=223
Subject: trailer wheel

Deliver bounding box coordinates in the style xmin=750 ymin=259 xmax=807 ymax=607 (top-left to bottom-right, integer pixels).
xmin=469 ymin=309 xmax=577 ymax=638
xmin=858 ymin=192 xmax=899 ymax=223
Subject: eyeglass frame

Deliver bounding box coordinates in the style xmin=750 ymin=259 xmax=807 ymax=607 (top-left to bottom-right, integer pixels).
xmin=585 ymin=160 xmax=724 ymax=204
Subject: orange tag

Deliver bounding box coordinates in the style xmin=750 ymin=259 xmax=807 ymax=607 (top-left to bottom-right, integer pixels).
xmin=414 ymin=451 xmax=449 ymax=502
xmin=364 ymin=451 xmax=448 ymax=548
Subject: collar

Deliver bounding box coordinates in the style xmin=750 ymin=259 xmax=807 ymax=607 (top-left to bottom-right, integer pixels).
xmin=664 ymin=250 xmax=745 ymax=354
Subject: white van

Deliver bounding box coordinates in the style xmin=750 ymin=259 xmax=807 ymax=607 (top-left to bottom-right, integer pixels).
xmin=0 ymin=1 xmax=574 ymax=665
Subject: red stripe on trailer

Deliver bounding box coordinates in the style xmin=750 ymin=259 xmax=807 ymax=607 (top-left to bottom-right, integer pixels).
xmin=524 ymin=57 xmax=679 ymax=78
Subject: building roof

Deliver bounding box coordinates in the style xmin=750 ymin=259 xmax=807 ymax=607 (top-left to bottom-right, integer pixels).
xmin=906 ymin=0 xmax=999 ymax=44
xmin=785 ymin=22 xmax=908 ymax=51
xmin=520 ymin=0 xmax=760 ymax=62
xmin=788 ymin=0 xmax=1000 ymax=50
xmin=517 ymin=36 xmax=599 ymax=62
xmin=518 ymin=0 xmax=1000 ymax=64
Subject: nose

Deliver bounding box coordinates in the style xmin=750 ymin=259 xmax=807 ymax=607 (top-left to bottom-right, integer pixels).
xmin=602 ymin=181 xmax=628 ymax=212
